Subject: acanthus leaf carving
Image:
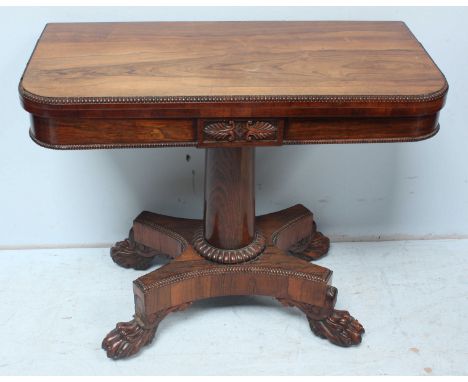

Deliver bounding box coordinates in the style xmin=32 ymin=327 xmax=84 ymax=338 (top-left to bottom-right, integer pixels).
xmin=203 ymin=121 xmax=236 ymax=141
xmin=245 ymin=121 xmax=277 ymax=141
xmin=203 ymin=120 xmax=277 ymax=142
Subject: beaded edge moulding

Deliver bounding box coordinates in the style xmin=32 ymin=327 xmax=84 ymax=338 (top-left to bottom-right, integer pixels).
xmin=19 ymin=81 xmax=448 ymax=105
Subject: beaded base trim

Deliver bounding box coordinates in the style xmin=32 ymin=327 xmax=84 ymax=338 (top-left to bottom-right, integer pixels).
xmin=135 ymin=265 xmax=327 ymax=293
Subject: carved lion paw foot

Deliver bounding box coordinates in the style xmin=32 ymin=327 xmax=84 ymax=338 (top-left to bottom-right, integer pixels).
xmin=288 ymin=227 xmax=330 ymax=261
xmin=102 ymin=319 xmax=157 ymax=359
xmin=110 ymin=230 xmax=161 ymax=270
xmin=308 ymin=309 xmax=364 ymax=347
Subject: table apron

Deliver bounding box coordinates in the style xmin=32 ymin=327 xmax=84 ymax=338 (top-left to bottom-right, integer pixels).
xmin=29 ymin=113 xmax=440 ymax=149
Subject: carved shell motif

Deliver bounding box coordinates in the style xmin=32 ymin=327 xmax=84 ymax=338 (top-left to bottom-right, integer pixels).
xmin=203 ymin=120 xmax=277 ymax=142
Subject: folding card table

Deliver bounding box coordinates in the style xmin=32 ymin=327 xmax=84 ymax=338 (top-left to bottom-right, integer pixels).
xmin=19 ymin=21 xmax=448 ymax=359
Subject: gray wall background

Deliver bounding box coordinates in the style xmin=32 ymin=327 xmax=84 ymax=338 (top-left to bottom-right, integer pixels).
xmin=1 ymin=6 xmax=467 ymax=248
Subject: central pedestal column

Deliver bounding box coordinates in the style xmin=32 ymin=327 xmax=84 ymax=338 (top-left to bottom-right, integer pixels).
xmin=193 ymin=147 xmax=265 ymax=263
xmin=204 ymin=147 xmax=255 ymax=248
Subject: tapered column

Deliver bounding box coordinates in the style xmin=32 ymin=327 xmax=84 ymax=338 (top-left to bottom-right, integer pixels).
xmin=204 ymin=147 xmax=255 ymax=249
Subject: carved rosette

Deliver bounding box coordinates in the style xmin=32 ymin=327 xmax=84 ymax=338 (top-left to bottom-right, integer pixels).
xmin=203 ymin=120 xmax=277 ymax=143
xmin=192 ymin=227 xmax=266 ymax=264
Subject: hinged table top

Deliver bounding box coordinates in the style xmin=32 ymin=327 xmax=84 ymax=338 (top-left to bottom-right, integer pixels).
xmin=21 ymin=21 xmax=447 ymax=103
xmin=19 ymin=21 xmax=448 ymax=149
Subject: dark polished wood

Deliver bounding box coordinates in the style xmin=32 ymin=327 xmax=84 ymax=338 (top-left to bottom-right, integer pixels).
xmin=19 ymin=21 xmax=447 ymax=360
xmin=104 ymin=204 xmax=359 ymax=359
xmin=198 ymin=119 xmax=283 ymax=147
xmin=29 ymin=114 xmax=441 ymax=149
xmin=20 ymin=21 xmax=447 ymax=149
xmin=21 ymin=21 xmax=446 ymax=102
xmin=204 ymin=148 xmax=255 ymax=250
xmin=113 ymin=204 xmax=330 ymax=271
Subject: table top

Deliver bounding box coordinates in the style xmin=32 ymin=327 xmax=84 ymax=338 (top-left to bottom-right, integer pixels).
xmin=19 ymin=21 xmax=448 ymax=149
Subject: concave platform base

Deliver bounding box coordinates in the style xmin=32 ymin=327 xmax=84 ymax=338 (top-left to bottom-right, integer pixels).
xmin=103 ymin=204 xmax=364 ymax=359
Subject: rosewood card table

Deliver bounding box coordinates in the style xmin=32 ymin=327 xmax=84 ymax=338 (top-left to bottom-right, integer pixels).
xmin=19 ymin=21 xmax=448 ymax=359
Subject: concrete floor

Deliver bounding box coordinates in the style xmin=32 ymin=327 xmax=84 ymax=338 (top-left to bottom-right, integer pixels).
xmin=0 ymin=239 xmax=467 ymax=375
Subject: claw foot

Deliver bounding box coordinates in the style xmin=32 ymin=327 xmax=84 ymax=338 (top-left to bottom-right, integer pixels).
xmin=308 ymin=309 xmax=365 ymax=347
xmin=102 ymin=303 xmax=191 ymax=359
xmin=110 ymin=230 xmax=162 ymax=270
xmin=288 ymin=224 xmax=330 ymax=261
xmin=102 ymin=319 xmax=157 ymax=359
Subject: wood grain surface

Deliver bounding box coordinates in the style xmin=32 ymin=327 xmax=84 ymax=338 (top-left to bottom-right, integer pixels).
xmin=21 ymin=21 xmax=446 ymax=99
xmin=204 ymin=148 xmax=255 ymax=250
xmin=102 ymin=204 xmax=364 ymax=359
xmin=20 ymin=21 xmax=448 ymax=147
